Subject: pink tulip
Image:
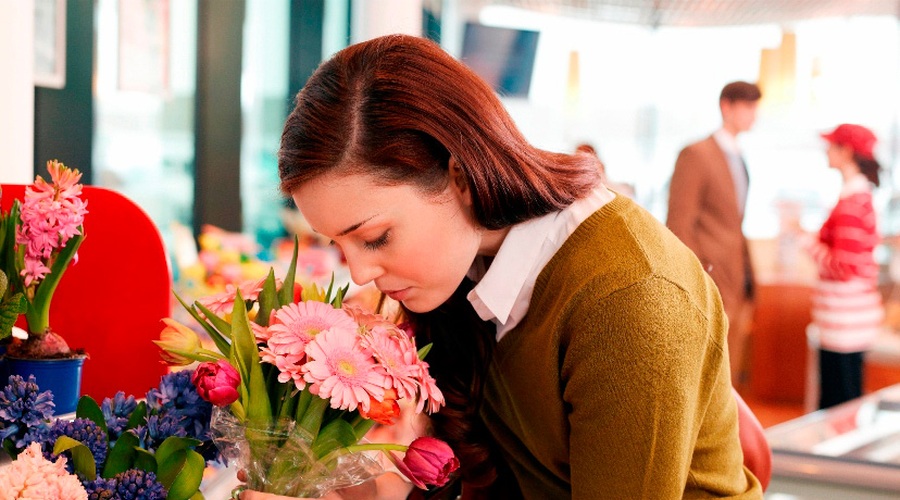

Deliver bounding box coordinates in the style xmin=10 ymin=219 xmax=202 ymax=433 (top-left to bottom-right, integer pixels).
xmin=392 ymin=437 xmax=459 ymax=489
xmin=191 ymin=360 xmax=241 ymax=406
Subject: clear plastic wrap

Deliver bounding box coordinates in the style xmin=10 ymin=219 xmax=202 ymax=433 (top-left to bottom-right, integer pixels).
xmin=210 ymin=407 xmax=384 ymax=498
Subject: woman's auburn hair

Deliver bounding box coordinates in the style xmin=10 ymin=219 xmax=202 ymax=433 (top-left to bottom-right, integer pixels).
xmin=278 ymin=33 xmax=600 ymax=230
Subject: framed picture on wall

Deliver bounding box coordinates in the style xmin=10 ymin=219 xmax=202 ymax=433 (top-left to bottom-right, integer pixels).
xmin=34 ymin=0 xmax=66 ymax=89
xmin=118 ymin=0 xmax=170 ymax=94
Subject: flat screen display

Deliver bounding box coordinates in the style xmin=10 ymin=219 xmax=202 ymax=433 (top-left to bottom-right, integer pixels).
xmin=460 ymin=22 xmax=540 ymax=98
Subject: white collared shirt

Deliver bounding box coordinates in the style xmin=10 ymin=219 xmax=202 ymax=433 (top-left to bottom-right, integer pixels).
xmin=713 ymin=128 xmax=748 ymax=215
xmin=466 ymin=187 xmax=614 ymax=342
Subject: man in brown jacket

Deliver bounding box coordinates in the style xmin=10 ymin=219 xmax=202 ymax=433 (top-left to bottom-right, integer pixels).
xmin=667 ymin=81 xmax=762 ymax=390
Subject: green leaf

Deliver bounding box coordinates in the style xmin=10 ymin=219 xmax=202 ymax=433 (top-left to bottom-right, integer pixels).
xmin=298 ymin=395 xmax=328 ymax=439
xmin=278 ymin=235 xmax=299 ymax=305
xmin=76 ymin=396 xmax=107 ymax=433
xmin=256 ymin=269 xmax=280 ymax=327
xmin=417 ymin=342 xmax=433 ymax=360
xmin=155 ymin=436 xmax=202 ymax=468
xmin=0 ymin=291 xmax=25 ymax=341
xmin=174 ymin=291 xmax=231 ymax=358
xmin=102 ymin=431 xmax=140 ymax=478
xmin=189 ymin=491 xmax=206 ymax=500
xmin=193 ymin=301 xmax=233 ymax=339
xmin=159 ymin=449 xmax=205 ymax=500
xmin=53 ymin=435 xmax=97 ymax=481
xmin=312 ymin=419 xmax=358 ymax=459
xmin=125 ymin=401 xmax=148 ymax=430
xmin=229 ymin=289 xmax=272 ymax=425
xmin=133 ymin=448 xmax=158 ymax=473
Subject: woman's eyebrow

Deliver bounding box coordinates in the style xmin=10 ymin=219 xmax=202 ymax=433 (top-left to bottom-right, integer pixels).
xmin=337 ymin=215 xmax=376 ymax=236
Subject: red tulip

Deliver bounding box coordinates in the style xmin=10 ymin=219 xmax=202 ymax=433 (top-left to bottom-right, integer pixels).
xmin=191 ymin=360 xmax=241 ymax=406
xmin=359 ymin=388 xmax=401 ymax=425
xmin=392 ymin=437 xmax=459 ymax=489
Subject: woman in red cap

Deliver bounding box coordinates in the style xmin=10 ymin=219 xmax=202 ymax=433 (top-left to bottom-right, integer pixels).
xmin=804 ymin=123 xmax=884 ymax=409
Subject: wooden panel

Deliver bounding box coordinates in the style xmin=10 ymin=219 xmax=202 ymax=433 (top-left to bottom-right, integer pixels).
xmin=750 ymin=283 xmax=812 ymax=403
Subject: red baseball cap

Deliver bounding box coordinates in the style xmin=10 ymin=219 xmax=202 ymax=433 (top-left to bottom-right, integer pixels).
xmin=821 ymin=123 xmax=877 ymax=160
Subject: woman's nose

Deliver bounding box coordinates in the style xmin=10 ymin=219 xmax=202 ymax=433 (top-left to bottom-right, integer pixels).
xmin=345 ymin=251 xmax=384 ymax=286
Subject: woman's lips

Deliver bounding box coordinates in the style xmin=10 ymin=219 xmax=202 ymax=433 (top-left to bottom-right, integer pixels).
xmin=383 ymin=288 xmax=410 ymax=301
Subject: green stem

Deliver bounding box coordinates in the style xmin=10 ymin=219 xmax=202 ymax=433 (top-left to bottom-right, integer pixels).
xmin=352 ymin=417 xmax=377 ymax=442
xmin=25 ymin=230 xmax=84 ymax=336
xmin=319 ymin=442 xmax=409 ymax=466
xmin=298 ymin=396 xmax=328 ymax=438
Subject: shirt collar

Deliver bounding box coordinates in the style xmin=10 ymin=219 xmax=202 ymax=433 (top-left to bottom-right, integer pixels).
xmin=713 ymin=128 xmax=740 ymax=156
xmin=841 ymin=173 xmax=871 ymax=197
xmin=466 ymin=187 xmax=612 ymax=328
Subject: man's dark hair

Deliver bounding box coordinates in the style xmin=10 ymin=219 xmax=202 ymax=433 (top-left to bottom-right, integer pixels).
xmin=719 ymin=81 xmax=762 ymax=103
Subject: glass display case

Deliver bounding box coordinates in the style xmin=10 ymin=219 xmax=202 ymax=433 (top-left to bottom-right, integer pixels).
xmin=766 ymin=383 xmax=900 ymax=499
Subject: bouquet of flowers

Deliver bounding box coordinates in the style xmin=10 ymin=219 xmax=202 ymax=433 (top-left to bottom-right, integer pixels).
xmin=0 ymin=369 xmax=217 ymax=500
xmin=155 ymin=240 xmax=459 ymax=497
xmin=0 ymin=160 xmax=88 ymax=358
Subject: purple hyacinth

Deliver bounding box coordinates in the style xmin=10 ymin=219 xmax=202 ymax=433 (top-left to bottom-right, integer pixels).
xmin=132 ymin=412 xmax=187 ymax=453
xmin=82 ymin=477 xmax=117 ymax=500
xmin=0 ymin=374 xmax=55 ymax=454
xmin=43 ymin=417 xmax=108 ymax=474
xmin=101 ymin=391 xmax=137 ymax=441
xmin=111 ymin=469 xmax=167 ymax=500
xmin=146 ymin=370 xmax=212 ymax=440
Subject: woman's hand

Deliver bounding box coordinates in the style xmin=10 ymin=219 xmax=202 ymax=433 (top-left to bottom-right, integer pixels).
xmin=238 ymin=472 xmax=411 ymax=500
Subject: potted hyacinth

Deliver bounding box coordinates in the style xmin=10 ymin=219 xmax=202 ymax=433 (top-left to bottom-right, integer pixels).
xmin=0 ymin=160 xmax=89 ymax=413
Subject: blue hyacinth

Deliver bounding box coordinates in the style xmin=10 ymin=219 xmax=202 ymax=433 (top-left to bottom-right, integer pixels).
xmin=132 ymin=412 xmax=187 ymax=453
xmin=101 ymin=391 xmax=137 ymax=442
xmin=146 ymin=370 xmax=212 ymax=443
xmin=110 ymin=469 xmax=167 ymax=500
xmin=0 ymin=374 xmax=55 ymax=454
xmin=43 ymin=417 xmax=109 ymax=474
xmin=82 ymin=477 xmax=117 ymax=499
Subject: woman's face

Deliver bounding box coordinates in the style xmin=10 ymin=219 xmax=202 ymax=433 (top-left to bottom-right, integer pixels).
xmin=826 ymin=142 xmax=853 ymax=169
xmin=292 ymin=169 xmax=486 ymax=313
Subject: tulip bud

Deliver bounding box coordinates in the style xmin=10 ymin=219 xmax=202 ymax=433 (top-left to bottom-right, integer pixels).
xmin=153 ymin=318 xmax=202 ymax=366
xmin=191 ymin=360 xmax=241 ymax=406
xmin=392 ymin=436 xmax=459 ymax=489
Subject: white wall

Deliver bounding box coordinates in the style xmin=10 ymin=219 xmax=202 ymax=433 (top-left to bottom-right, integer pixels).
xmin=0 ymin=0 xmax=35 ymax=184
xmin=351 ymin=0 xmax=422 ymax=43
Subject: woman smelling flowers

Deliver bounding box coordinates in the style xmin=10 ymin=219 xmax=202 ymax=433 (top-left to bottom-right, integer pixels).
xmin=246 ymin=34 xmax=763 ymax=499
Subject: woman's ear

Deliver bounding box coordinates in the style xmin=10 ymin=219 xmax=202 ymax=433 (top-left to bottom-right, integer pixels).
xmin=448 ymin=157 xmax=472 ymax=206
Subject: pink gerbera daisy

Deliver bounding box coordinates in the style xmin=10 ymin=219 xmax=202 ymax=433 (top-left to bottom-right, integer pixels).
xmin=197 ymin=277 xmax=277 ymax=315
xmin=303 ymin=328 xmax=387 ymax=412
xmin=363 ymin=327 xmax=422 ymax=400
xmin=261 ymin=301 xmax=357 ymax=390
xmin=415 ymin=363 xmax=445 ymax=414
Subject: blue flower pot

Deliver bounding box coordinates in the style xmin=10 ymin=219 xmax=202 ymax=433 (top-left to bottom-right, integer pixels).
xmin=6 ymin=356 xmax=86 ymax=415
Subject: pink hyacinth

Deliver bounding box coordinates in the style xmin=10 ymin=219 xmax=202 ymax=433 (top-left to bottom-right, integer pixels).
xmin=303 ymin=328 xmax=387 ymax=412
xmin=0 ymin=442 xmax=88 ymax=499
xmin=15 ymin=160 xmax=88 ymax=287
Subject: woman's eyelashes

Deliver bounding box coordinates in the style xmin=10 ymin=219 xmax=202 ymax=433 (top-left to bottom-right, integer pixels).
xmin=363 ymin=230 xmax=390 ymax=251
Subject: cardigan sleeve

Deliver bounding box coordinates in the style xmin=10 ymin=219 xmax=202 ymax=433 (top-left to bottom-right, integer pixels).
xmin=559 ymin=276 xmax=758 ymax=498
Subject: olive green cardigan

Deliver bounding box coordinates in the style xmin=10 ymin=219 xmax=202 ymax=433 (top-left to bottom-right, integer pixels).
xmin=479 ymin=195 xmax=762 ymax=499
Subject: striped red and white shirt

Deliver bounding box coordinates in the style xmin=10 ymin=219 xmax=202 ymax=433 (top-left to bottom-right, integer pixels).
xmin=808 ymin=174 xmax=883 ymax=353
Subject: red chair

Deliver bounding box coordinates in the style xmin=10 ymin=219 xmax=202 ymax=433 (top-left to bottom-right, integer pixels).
xmin=733 ymin=388 xmax=772 ymax=491
xmin=2 ymin=184 xmax=171 ymax=401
